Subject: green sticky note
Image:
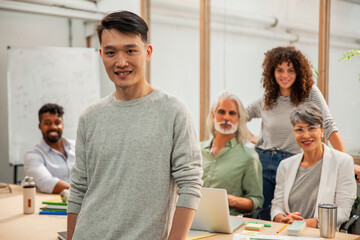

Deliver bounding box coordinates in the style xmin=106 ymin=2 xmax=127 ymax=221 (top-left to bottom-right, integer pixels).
xmin=249 ymin=221 xmax=272 ymax=227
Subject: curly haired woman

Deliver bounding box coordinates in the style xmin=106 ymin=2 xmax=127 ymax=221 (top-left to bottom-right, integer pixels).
xmin=246 ymin=46 xmax=348 ymax=220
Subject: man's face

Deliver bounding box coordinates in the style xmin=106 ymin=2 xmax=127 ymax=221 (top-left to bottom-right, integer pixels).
xmin=99 ymin=29 xmax=152 ymax=91
xmin=39 ymin=112 xmax=63 ymax=144
xmin=212 ymin=99 xmax=239 ymax=135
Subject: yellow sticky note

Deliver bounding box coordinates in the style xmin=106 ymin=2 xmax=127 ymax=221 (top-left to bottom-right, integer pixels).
xmin=241 ymin=230 xmax=259 ymax=236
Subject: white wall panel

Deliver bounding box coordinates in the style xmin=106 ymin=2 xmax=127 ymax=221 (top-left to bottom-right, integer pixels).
xmin=1 ymin=0 xmax=360 ymax=183
xmin=150 ymin=22 xmax=200 ymax=135
xmin=0 ymin=10 xmax=77 ymax=183
xmin=0 ymin=1 xmax=140 ymax=183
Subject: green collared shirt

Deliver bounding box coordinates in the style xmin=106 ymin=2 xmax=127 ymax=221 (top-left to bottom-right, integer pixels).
xmin=201 ymin=137 xmax=264 ymax=215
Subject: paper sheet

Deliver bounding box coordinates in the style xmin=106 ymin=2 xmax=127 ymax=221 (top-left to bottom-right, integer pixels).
xmin=234 ymin=233 xmax=324 ymax=240
xmin=187 ymin=230 xmax=215 ymax=239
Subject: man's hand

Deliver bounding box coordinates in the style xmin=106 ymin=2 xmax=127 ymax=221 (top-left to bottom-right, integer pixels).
xmin=227 ymin=194 xmax=238 ymax=207
xmin=227 ymin=194 xmax=254 ymax=212
xmin=52 ymin=180 xmax=70 ymax=194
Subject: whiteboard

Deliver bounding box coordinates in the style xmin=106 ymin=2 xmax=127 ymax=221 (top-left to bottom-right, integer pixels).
xmin=7 ymin=47 xmax=100 ymax=165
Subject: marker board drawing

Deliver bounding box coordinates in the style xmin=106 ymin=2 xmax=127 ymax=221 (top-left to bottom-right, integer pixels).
xmin=7 ymin=47 xmax=100 ymax=165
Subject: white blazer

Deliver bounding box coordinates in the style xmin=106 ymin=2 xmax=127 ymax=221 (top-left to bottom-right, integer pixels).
xmin=271 ymin=144 xmax=357 ymax=226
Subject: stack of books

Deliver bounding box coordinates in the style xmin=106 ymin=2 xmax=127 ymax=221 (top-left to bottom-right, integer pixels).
xmin=39 ymin=196 xmax=67 ymax=215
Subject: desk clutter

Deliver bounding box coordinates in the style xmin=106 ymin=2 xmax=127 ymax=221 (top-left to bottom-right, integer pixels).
xmin=237 ymin=220 xmax=323 ymax=240
xmin=244 ymin=221 xmax=302 ymax=235
xmin=6 ymin=184 xmax=357 ymax=240
xmin=23 ymin=176 xmax=36 ymax=214
xmin=245 ymin=223 xmax=265 ymax=231
xmin=39 ymin=196 xmax=67 ymax=215
xmin=287 ymin=221 xmax=306 ymax=236
xmin=234 ymin=234 xmax=324 ymax=240
xmin=187 ymin=219 xmax=321 ymax=240
xmin=236 ymin=221 xmax=324 ymax=240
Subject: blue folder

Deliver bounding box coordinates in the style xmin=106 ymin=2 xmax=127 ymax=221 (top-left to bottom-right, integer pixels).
xmin=39 ymin=210 xmax=67 ymax=215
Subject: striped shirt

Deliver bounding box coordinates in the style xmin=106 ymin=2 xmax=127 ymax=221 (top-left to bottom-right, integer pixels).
xmin=247 ymin=85 xmax=338 ymax=154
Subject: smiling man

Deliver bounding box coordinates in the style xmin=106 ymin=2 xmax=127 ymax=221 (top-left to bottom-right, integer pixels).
xmin=67 ymin=11 xmax=203 ymax=240
xmin=201 ymin=91 xmax=263 ymax=216
xmin=24 ymin=103 xmax=75 ymax=194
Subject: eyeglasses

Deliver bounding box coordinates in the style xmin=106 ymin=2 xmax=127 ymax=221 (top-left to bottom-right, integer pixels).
xmin=293 ymin=124 xmax=321 ymax=135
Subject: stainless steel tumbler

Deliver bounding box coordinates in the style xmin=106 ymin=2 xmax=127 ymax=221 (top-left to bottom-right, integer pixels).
xmin=318 ymin=203 xmax=337 ymax=238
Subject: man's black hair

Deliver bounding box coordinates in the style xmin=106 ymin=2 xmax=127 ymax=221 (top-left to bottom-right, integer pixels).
xmin=97 ymin=11 xmax=148 ymax=44
xmin=38 ymin=103 xmax=64 ymax=122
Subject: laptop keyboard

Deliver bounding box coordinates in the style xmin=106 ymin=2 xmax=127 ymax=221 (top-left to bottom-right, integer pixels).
xmin=230 ymin=218 xmax=245 ymax=231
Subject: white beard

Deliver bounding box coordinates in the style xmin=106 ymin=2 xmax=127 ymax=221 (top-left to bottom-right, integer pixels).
xmin=214 ymin=120 xmax=238 ymax=135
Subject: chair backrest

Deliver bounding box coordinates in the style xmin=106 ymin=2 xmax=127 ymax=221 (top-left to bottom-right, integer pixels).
xmin=340 ymin=200 xmax=360 ymax=235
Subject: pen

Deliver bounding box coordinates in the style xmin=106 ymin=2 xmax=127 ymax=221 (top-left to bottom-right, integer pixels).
xmin=249 ymin=221 xmax=272 ymax=227
xmin=277 ymin=224 xmax=287 ymax=233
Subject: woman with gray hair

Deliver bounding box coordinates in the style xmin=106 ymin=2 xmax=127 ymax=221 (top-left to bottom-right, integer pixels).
xmin=201 ymin=91 xmax=264 ymax=215
xmin=271 ymin=102 xmax=356 ymax=227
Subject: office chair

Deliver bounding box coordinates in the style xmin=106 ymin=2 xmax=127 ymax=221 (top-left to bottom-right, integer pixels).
xmin=241 ymin=206 xmax=270 ymax=219
xmin=340 ymin=215 xmax=360 ymax=234
xmin=340 ymin=197 xmax=360 ymax=235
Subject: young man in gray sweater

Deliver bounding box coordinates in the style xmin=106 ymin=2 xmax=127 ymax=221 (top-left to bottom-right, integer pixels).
xmin=67 ymin=11 xmax=203 ymax=240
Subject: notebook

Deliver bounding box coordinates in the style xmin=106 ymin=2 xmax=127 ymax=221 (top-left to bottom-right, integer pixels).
xmin=190 ymin=188 xmax=245 ymax=233
xmin=57 ymin=231 xmax=67 ymax=240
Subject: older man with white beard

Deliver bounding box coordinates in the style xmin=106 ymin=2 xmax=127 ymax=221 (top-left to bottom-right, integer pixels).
xmin=200 ymin=91 xmax=264 ymax=216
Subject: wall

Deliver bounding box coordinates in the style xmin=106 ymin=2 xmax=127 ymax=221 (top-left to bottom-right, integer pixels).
xmin=150 ymin=0 xmax=200 ymax=132
xmin=1 ymin=0 xmax=360 ymax=183
xmin=151 ymin=0 xmax=360 ymax=153
xmin=0 ymin=0 xmax=140 ymax=183
xmin=329 ymin=1 xmax=360 ymax=154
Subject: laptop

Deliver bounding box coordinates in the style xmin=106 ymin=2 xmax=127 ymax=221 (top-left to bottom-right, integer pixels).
xmin=190 ymin=188 xmax=245 ymax=233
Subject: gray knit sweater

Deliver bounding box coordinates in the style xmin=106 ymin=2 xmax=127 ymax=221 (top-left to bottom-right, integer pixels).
xmin=247 ymin=85 xmax=338 ymax=154
xmin=68 ymin=89 xmax=203 ymax=240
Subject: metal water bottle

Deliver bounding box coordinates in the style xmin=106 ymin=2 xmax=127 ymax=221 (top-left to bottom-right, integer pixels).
xmin=23 ymin=176 xmax=36 ymax=214
xmin=318 ymin=203 xmax=337 ymax=238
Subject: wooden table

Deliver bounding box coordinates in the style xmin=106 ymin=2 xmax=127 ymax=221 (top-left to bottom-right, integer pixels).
xmin=0 ymin=183 xmax=66 ymax=240
xmin=205 ymin=217 xmax=360 ymax=239
xmin=1 ymin=183 xmax=359 ymax=240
